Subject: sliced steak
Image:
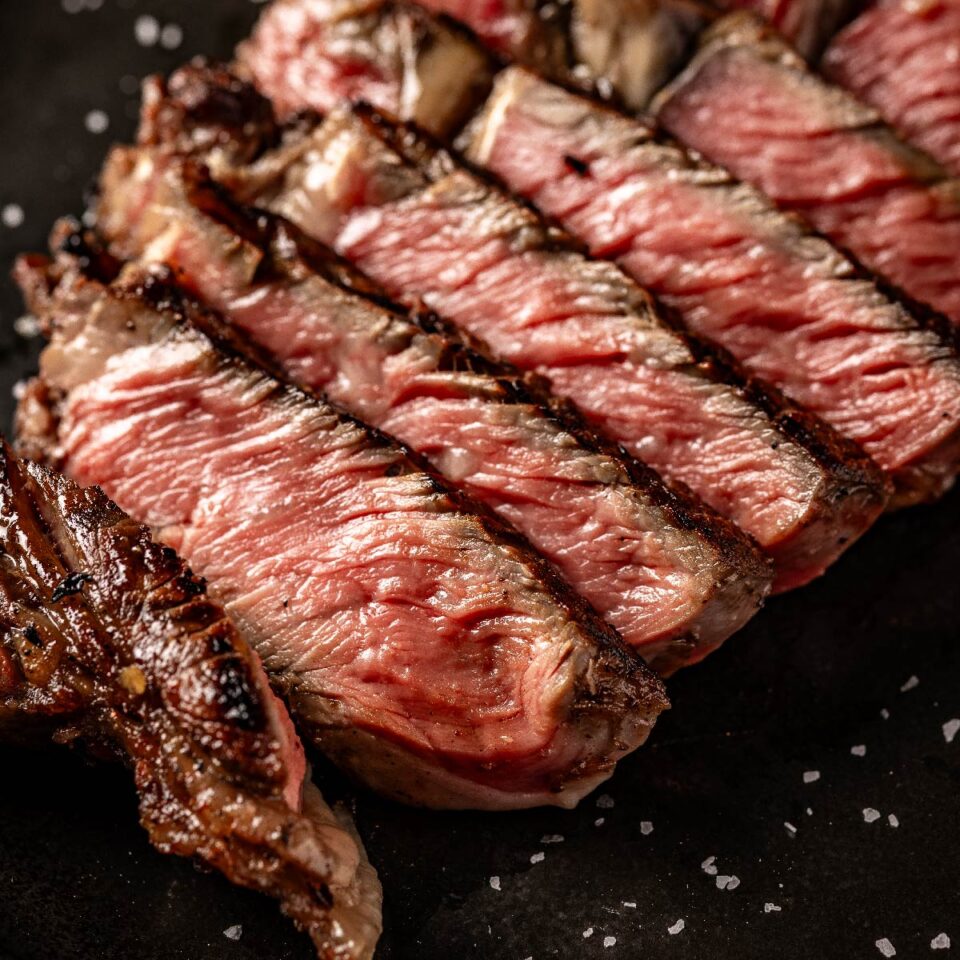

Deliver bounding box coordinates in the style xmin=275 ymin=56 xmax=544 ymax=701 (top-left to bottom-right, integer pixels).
xmin=236 ymin=0 xmax=497 ymax=137
xmin=0 ymin=439 xmax=381 ymax=960
xmin=96 ymin=147 xmax=770 ymax=674
xmin=466 ymin=68 xmax=960 ymax=508
xmin=714 ymin=0 xmax=856 ymax=57
xmin=823 ymin=0 xmax=960 ymax=178
xmin=653 ymin=13 xmax=960 ymax=328
xmin=217 ymin=44 xmax=889 ymax=588
xmin=14 ymin=232 xmax=668 ymax=810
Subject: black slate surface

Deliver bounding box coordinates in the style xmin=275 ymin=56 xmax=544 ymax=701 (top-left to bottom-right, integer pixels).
xmin=0 ymin=3 xmax=957 ymax=959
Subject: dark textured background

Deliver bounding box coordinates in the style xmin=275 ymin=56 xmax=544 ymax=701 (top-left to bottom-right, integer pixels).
xmin=1 ymin=3 xmax=958 ymax=958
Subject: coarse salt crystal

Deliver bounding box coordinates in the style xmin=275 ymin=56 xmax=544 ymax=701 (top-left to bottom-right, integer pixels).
xmin=944 ymin=719 xmax=960 ymax=744
xmin=603 ymin=936 xmax=616 ymax=948
xmin=863 ymin=808 xmax=882 ymax=823
xmin=900 ymin=675 xmax=919 ymax=692
xmin=851 ymin=744 xmax=867 ymax=757
xmin=596 ymin=794 xmax=615 ymax=809
xmin=784 ymin=822 xmax=798 ymax=837
xmin=160 ymin=23 xmax=183 ymax=49
xmin=541 ymin=834 xmax=564 ymax=844
xmin=583 ymin=928 xmax=594 ymax=938
xmin=668 ymin=919 xmax=685 ymax=935
xmin=931 ymin=933 xmax=951 ymax=950
xmin=764 ymin=903 xmax=782 ymax=913
xmin=223 ymin=925 xmax=242 ymax=941
xmin=716 ymin=875 xmax=740 ymax=891
xmin=803 ymin=770 xmax=820 ymax=784
xmin=876 ymin=937 xmax=896 ymax=957
xmin=595 ymin=818 xmax=605 ymax=827
xmin=640 ymin=821 xmax=654 ymax=836
xmin=623 ymin=902 xmax=637 ymax=909
xmin=881 ymin=708 xmax=890 ymax=720
xmin=2 ymin=204 xmax=25 ymax=228
xmin=888 ymin=814 xmax=899 ymax=828
xmin=489 ymin=876 xmax=501 ymax=891
xmin=135 ymin=14 xmax=160 ymax=46
xmin=85 ymin=110 xmax=109 ymax=134
xmin=530 ymin=852 xmax=545 ymax=864
xmin=14 ymin=315 xmax=40 ymax=338
xmin=701 ymin=856 xmax=718 ymax=875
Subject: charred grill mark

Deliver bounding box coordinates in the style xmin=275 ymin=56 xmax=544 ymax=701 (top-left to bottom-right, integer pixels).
xmin=51 ymin=571 xmax=94 ymax=603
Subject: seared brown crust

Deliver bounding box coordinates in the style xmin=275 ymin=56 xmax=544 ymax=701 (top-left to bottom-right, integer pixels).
xmin=0 ymin=438 xmax=382 ymax=960
xmin=16 ymin=230 xmax=670 ymax=805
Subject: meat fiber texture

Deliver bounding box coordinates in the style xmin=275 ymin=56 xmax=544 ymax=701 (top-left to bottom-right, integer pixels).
xmin=14 ymin=236 xmax=668 ymax=811
xmin=0 ymin=439 xmax=382 ymax=960
xmin=715 ymin=0 xmax=857 ymax=57
xmin=823 ymin=0 xmax=960 ymax=178
xmin=466 ymin=68 xmax=960 ymax=508
xmin=653 ymin=13 xmax=960 ymax=330
xmin=96 ymin=145 xmax=771 ymax=675
xmin=232 ymin=18 xmax=889 ymax=590
xmin=236 ymin=0 xmax=498 ymax=138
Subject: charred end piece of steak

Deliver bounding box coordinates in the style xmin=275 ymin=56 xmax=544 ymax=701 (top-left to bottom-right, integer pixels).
xmin=0 ymin=439 xmax=382 ymax=960
xmin=236 ymin=0 xmax=498 ymax=138
xmin=15 ymin=232 xmax=668 ymax=809
xmin=95 ymin=141 xmax=771 ymax=673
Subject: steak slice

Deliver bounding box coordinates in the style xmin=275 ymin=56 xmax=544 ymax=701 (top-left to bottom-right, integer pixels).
xmin=236 ymin=0 xmax=497 ymax=138
xmin=714 ymin=0 xmax=856 ymax=57
xmin=0 ymin=439 xmax=381 ymax=960
xmin=466 ymin=68 xmax=960 ymax=508
xmin=209 ymin=49 xmax=888 ymax=589
xmin=96 ymin=147 xmax=770 ymax=674
xmin=653 ymin=13 xmax=960 ymax=328
xmin=823 ymin=0 xmax=960 ymax=178
xmin=15 ymin=232 xmax=668 ymax=810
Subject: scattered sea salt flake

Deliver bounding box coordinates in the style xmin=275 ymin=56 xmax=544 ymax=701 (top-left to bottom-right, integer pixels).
xmin=944 ymin=719 xmax=960 ymax=744
xmin=701 ymin=856 xmax=718 ymax=875
xmin=803 ymin=770 xmax=820 ymax=784
xmin=14 ymin=315 xmax=40 ymax=339
xmin=530 ymin=852 xmax=545 ymax=864
xmin=489 ymin=876 xmax=501 ymax=891
xmin=888 ymin=814 xmax=899 ymax=828
xmin=784 ymin=822 xmax=798 ymax=837
xmin=876 ymin=937 xmax=896 ymax=957
xmin=931 ymin=933 xmax=951 ymax=950
xmin=595 ymin=818 xmax=605 ymax=827
xmin=596 ymin=794 xmax=615 ymax=809
xmin=603 ymin=936 xmax=616 ymax=948
xmin=85 ymin=109 xmax=109 ymax=134
xmin=541 ymin=834 xmax=564 ymax=844
xmin=716 ymin=875 xmax=740 ymax=891
xmin=851 ymin=744 xmax=867 ymax=757
xmin=900 ymin=675 xmax=919 ymax=692
xmin=881 ymin=708 xmax=890 ymax=719
xmin=764 ymin=902 xmax=782 ymax=913
xmin=223 ymin=925 xmax=242 ymax=941
xmin=806 ymin=807 xmax=814 ymax=817
xmin=2 ymin=203 xmax=25 ymax=228
xmin=640 ymin=821 xmax=654 ymax=836
xmin=583 ymin=928 xmax=594 ymax=939
xmin=134 ymin=14 xmax=160 ymax=46
xmin=668 ymin=919 xmax=685 ymax=936
xmin=623 ymin=902 xmax=637 ymax=909
xmin=160 ymin=22 xmax=183 ymax=49
xmin=863 ymin=808 xmax=882 ymax=823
